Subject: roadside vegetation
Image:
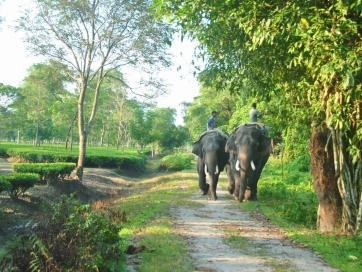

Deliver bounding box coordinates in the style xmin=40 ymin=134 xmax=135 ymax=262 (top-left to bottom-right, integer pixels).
xmin=0 ymin=147 xmax=361 ymax=271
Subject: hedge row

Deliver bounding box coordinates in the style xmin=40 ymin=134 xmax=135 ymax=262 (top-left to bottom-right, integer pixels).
xmin=0 ymin=173 xmax=39 ymax=199
xmin=5 ymin=148 xmax=147 ymax=170
xmin=13 ymin=163 xmax=76 ymax=184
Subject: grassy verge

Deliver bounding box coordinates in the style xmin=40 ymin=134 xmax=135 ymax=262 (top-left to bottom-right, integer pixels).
xmin=223 ymin=157 xmax=362 ymax=272
xmin=110 ymin=167 xmax=200 ymax=272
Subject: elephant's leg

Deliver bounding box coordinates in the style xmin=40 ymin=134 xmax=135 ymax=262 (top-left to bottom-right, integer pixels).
xmin=197 ymin=158 xmax=209 ymax=195
xmin=226 ymin=165 xmax=235 ymax=195
xmin=233 ymin=174 xmax=243 ymax=201
xmin=238 ymin=178 xmax=248 ymax=202
xmin=246 ymin=155 xmax=269 ymax=201
xmin=208 ymin=173 xmax=218 ymax=200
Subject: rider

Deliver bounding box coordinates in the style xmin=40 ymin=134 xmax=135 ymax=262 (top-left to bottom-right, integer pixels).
xmin=207 ymin=111 xmax=217 ymax=130
xmin=249 ymin=103 xmax=262 ymax=123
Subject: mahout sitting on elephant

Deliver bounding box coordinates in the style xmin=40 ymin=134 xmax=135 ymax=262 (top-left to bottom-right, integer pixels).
xmin=225 ymin=123 xmax=272 ymax=202
xmin=192 ymin=129 xmax=229 ymax=200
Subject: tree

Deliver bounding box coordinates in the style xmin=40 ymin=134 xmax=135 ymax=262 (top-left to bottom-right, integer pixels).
xmin=183 ymin=85 xmax=235 ymax=141
xmin=128 ymin=100 xmax=154 ymax=154
xmin=153 ymin=0 xmax=362 ymax=233
xmin=18 ymin=0 xmax=173 ymax=180
xmin=21 ymin=64 xmax=65 ymax=146
xmin=0 ymin=84 xmax=23 ymax=141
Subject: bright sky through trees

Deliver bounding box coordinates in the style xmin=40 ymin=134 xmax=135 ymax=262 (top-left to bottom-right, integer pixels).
xmin=0 ymin=0 xmax=200 ymax=125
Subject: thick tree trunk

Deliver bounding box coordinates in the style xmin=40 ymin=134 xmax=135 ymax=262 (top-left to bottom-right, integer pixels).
xmin=309 ymin=123 xmax=342 ymax=232
xmin=330 ymin=127 xmax=361 ymax=233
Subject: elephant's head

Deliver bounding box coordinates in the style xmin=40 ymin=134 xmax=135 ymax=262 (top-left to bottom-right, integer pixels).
xmin=225 ymin=124 xmax=271 ymax=202
xmin=192 ymin=132 xmax=228 ymax=175
xmin=192 ymin=131 xmax=229 ymax=200
xmin=226 ymin=125 xmax=271 ymax=172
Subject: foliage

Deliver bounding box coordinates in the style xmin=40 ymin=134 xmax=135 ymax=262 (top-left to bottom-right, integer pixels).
xmin=183 ymin=85 xmax=236 ymax=141
xmin=4 ymin=145 xmax=147 ymax=171
xmin=0 ymin=195 xmax=124 ymax=271
xmin=153 ymin=0 xmax=362 ymax=232
xmin=0 ymin=173 xmax=39 ymax=199
xmin=0 ymin=179 xmax=11 ymax=194
xmin=257 ymin=158 xmax=317 ymax=228
xmin=12 ymin=162 xmax=76 ymax=184
xmin=158 ymin=152 xmax=194 ymax=172
xmin=17 ymin=0 xmax=173 ymax=180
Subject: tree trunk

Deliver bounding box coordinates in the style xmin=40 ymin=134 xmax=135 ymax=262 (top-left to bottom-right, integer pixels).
xmin=76 ymin=132 xmax=87 ymax=181
xmin=35 ymin=123 xmax=39 ymax=148
xmin=116 ymin=125 xmax=121 ymax=150
xmin=309 ymin=123 xmax=342 ymax=232
xmin=70 ymin=124 xmax=74 ymax=152
xmin=100 ymin=124 xmax=105 ymax=146
xmin=17 ymin=130 xmax=20 ymax=144
xmin=329 ymin=127 xmax=361 ymax=233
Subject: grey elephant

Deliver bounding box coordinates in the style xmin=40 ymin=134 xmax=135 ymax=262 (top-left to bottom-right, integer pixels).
xmin=225 ymin=124 xmax=272 ymax=202
xmin=192 ymin=129 xmax=229 ymax=200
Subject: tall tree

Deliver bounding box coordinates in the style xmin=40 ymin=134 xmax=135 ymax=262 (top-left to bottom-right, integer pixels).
xmin=154 ymin=0 xmax=362 ymax=232
xmin=21 ymin=64 xmax=60 ymax=146
xmin=18 ymin=0 xmax=173 ymax=180
xmin=128 ymin=101 xmax=154 ymax=154
xmin=183 ymin=85 xmax=235 ymax=141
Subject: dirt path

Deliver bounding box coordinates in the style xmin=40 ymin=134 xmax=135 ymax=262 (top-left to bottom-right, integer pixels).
xmin=172 ymin=185 xmax=340 ymax=272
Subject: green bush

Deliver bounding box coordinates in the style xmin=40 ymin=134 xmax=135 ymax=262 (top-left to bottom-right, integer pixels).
xmin=0 ymin=195 xmax=124 ymax=271
xmin=259 ymin=157 xmax=317 ymax=228
xmin=6 ymin=147 xmax=147 ymax=171
xmin=0 ymin=173 xmax=39 ymax=199
xmin=0 ymin=179 xmax=11 ymax=194
xmin=158 ymin=152 xmax=194 ymax=172
xmin=0 ymin=147 xmax=7 ymax=156
xmin=12 ymin=163 xmax=76 ymax=184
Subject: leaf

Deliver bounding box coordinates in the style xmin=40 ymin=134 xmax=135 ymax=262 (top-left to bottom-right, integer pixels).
xmin=349 ymin=255 xmax=358 ymax=260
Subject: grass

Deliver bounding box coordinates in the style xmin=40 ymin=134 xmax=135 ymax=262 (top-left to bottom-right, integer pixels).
xmin=2 ymin=144 xmax=361 ymax=271
xmin=115 ymin=156 xmax=362 ymax=272
xmin=110 ymin=167 xmax=200 ymax=272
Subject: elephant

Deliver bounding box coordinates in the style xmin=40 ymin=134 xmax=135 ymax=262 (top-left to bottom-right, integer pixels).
xmin=225 ymin=124 xmax=272 ymax=202
xmin=192 ymin=129 xmax=229 ymax=200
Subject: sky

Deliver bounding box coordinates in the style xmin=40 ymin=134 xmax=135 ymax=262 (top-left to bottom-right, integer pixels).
xmin=0 ymin=0 xmax=201 ymax=126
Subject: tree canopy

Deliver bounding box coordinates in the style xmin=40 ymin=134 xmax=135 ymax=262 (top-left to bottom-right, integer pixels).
xmin=153 ymin=0 xmax=362 ymax=233
xmin=17 ymin=0 xmax=174 ymax=180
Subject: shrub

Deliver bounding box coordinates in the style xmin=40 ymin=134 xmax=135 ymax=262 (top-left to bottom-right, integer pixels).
xmin=12 ymin=163 xmax=76 ymax=184
xmin=0 ymin=173 xmax=39 ymax=199
xmin=0 ymin=195 xmax=124 ymax=271
xmin=158 ymin=153 xmax=194 ymax=172
xmin=0 ymin=179 xmax=11 ymax=194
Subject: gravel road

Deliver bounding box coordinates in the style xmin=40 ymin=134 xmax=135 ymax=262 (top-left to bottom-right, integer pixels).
xmin=171 ymin=185 xmax=340 ymax=272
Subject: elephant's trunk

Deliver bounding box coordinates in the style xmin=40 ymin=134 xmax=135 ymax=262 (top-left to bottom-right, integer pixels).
xmin=204 ymin=164 xmax=218 ymax=175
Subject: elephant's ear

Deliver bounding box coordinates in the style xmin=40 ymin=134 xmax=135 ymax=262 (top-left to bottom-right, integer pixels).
xmin=225 ymin=133 xmax=237 ymax=153
xmin=258 ymin=135 xmax=272 ymax=156
xmin=192 ymin=142 xmax=203 ymax=158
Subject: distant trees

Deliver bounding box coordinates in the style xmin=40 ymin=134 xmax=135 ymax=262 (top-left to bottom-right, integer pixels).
xmin=17 ymin=0 xmax=173 ymax=180
xmin=183 ymin=85 xmax=235 ymax=141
